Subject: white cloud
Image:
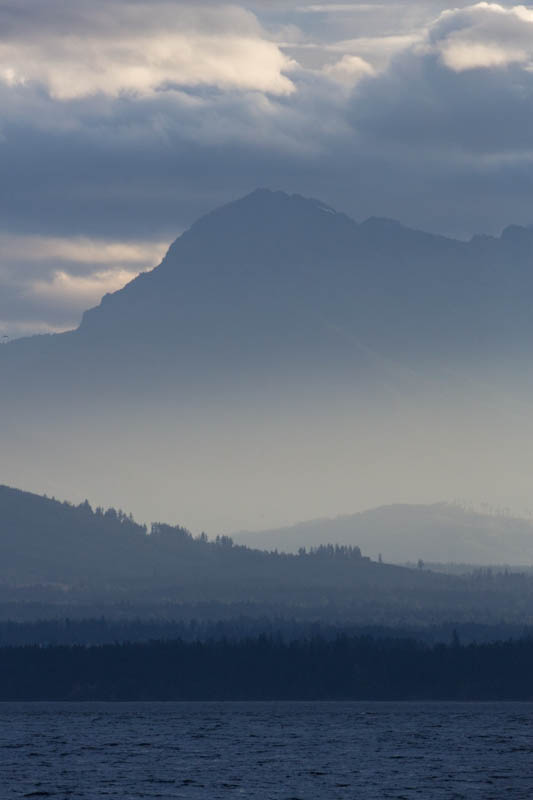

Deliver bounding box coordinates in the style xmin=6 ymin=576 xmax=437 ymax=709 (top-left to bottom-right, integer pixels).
xmin=0 ymin=2 xmax=296 ymax=98
xmin=0 ymin=320 xmax=72 ymax=339
xmin=323 ymin=54 xmax=375 ymax=86
xmin=431 ymin=3 xmax=533 ymax=71
xmin=0 ymin=234 xmax=168 ymax=267
xmin=0 ymin=233 xmax=169 ymax=336
xmin=30 ymin=268 xmax=140 ymax=306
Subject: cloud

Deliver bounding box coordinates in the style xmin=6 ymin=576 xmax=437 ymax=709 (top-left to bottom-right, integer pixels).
xmin=300 ymin=3 xmax=390 ymax=11
xmin=323 ymin=54 xmax=375 ymax=86
xmin=431 ymin=3 xmax=533 ymax=71
xmin=0 ymin=54 xmax=353 ymax=242
xmin=351 ymin=4 xmax=533 ymax=155
xmin=31 ymin=268 xmax=140 ymax=306
xmin=0 ymin=234 xmax=168 ymax=268
xmin=0 ymin=234 xmax=167 ymax=336
xmin=328 ymin=32 xmax=424 ymax=62
xmin=0 ymin=320 xmax=71 ymax=339
xmin=3 ymin=0 xmax=533 ymax=342
xmin=0 ymin=1 xmax=296 ymax=98
xmin=324 ymin=55 xmax=374 ymax=88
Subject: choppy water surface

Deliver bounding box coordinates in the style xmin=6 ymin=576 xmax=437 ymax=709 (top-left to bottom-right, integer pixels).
xmin=1 ymin=702 xmax=532 ymax=798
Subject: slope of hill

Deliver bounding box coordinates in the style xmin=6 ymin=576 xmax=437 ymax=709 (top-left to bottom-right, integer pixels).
xmin=234 ymin=503 xmax=533 ymax=566
xmin=4 ymin=486 xmax=533 ymax=626
xmin=0 ymin=484 xmax=436 ymax=599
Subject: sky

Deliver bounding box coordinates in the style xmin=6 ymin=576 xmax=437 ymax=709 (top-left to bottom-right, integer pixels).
xmin=2 ymin=0 xmax=533 ymax=338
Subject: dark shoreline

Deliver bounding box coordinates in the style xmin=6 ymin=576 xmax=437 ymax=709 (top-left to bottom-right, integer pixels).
xmin=2 ymin=635 xmax=533 ymax=701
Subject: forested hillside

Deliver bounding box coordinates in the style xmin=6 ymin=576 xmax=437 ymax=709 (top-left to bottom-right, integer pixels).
xmin=0 ymin=484 xmax=420 ymax=599
xmin=4 ymin=485 xmax=533 ymax=625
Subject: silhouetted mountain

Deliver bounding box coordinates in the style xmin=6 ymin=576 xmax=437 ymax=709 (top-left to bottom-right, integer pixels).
xmin=72 ymin=190 xmax=533 ymax=366
xmin=234 ymin=503 xmax=533 ymax=565
xmin=4 ymin=188 xmax=533 ymax=392
xmin=3 ymin=189 xmax=533 ymax=532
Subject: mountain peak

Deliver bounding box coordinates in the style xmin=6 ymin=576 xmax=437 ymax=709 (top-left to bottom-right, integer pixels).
xmin=190 ymin=188 xmax=346 ymax=227
xmin=152 ymin=188 xmax=358 ymax=275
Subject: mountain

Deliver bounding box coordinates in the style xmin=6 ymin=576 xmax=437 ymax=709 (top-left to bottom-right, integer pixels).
xmin=4 ymin=188 xmax=533 ymax=388
xmin=234 ymin=503 xmax=533 ymax=566
xmin=61 ymin=191 xmax=533 ymax=366
xmin=2 ymin=189 xmax=533 ymax=530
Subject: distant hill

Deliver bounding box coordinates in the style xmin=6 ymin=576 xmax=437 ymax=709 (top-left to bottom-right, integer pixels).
xmin=4 ymin=486 xmax=533 ymax=625
xmin=234 ymin=503 xmax=533 ymax=566
xmin=0 ymin=484 xmax=440 ymax=602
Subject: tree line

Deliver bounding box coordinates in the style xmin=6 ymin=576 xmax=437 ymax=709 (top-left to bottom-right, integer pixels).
xmin=0 ymin=616 xmax=531 ymax=647
xmin=2 ymin=634 xmax=533 ymax=700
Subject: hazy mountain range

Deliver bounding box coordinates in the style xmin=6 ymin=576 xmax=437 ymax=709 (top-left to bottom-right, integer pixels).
xmin=3 ymin=484 xmax=533 ymax=626
xmin=235 ymin=503 xmax=533 ymax=566
xmin=0 ymin=483 xmax=444 ymax=602
xmin=2 ymin=189 xmax=533 ymax=530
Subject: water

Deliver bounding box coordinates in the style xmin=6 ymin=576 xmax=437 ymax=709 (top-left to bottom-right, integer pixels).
xmin=1 ymin=702 xmax=532 ymax=798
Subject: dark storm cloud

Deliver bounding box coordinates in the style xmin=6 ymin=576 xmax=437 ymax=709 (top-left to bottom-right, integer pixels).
xmin=2 ymin=2 xmax=531 ymax=236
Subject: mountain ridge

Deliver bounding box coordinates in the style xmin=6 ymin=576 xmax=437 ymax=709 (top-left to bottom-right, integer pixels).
xmin=4 ymin=484 xmax=533 ymax=625
xmin=4 ymin=188 xmax=533 ymax=367
xmin=0 ymin=482 xmax=446 ymax=599
xmin=234 ymin=502 xmax=533 ymax=566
